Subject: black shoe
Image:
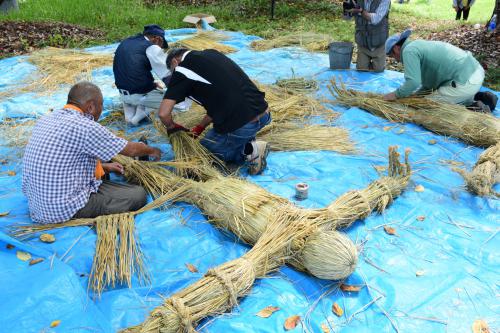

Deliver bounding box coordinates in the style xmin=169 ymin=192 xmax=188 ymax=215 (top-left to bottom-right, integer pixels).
xmin=138 ymin=136 xmax=149 ymax=161
xmin=467 ymin=101 xmax=491 ymax=113
xmin=474 ymin=91 xmax=498 ymax=111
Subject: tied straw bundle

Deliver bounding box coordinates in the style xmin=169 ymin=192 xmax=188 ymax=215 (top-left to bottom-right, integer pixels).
xmin=328 ymin=78 xmax=500 ymax=147
xmin=250 ymin=32 xmax=332 ymax=52
xmin=13 ymin=187 xmax=188 ymax=296
xmin=0 ymin=47 xmax=113 ymax=98
xmin=454 ymin=142 xmax=500 ymax=197
xmin=171 ymin=35 xmax=236 ymax=54
xmin=275 ymin=77 xmax=318 ymax=93
xmin=120 ymin=145 xmax=411 ymax=333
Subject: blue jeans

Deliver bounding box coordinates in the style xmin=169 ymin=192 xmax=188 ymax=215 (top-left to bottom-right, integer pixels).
xmin=201 ymin=112 xmax=271 ymax=164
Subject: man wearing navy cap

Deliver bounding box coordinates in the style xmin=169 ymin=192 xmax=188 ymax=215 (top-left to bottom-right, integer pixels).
xmin=113 ymin=24 xmax=171 ymax=125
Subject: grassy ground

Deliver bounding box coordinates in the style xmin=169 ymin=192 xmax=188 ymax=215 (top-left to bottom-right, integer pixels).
xmin=0 ymin=0 xmax=497 ymax=87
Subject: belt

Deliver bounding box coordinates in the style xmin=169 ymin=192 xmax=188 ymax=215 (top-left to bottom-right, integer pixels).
xmin=251 ymin=109 xmax=270 ymax=123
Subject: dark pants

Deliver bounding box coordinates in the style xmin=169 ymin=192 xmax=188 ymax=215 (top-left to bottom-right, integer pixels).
xmin=200 ymin=112 xmax=271 ymax=164
xmin=456 ymin=7 xmax=470 ymax=20
xmin=73 ymin=180 xmax=147 ymax=219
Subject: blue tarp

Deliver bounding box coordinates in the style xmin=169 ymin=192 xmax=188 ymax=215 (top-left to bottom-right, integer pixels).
xmin=0 ymin=29 xmax=498 ymax=333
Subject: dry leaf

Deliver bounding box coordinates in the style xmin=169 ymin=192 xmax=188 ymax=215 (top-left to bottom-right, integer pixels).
xmin=361 ymin=125 xmax=369 ymax=129
xmin=383 ymin=126 xmax=391 ymax=131
xmin=321 ymin=323 xmax=331 ymax=333
xmin=374 ymin=165 xmax=387 ymax=172
xmin=16 ymin=251 xmax=32 ymax=261
xmin=415 ymin=185 xmax=425 ymax=192
xmin=415 ymin=270 xmax=425 ymax=277
xmin=332 ymin=302 xmax=344 ymax=317
xmin=428 ymin=139 xmax=437 ymax=145
xmin=472 ymin=319 xmax=490 ymax=333
xmin=7 ymin=171 xmax=16 ymax=176
xmin=50 ymin=320 xmax=61 ymax=328
xmin=340 ymin=284 xmax=361 ymax=292
xmin=256 ymin=306 xmax=280 ymax=318
xmin=6 ymin=244 xmax=14 ymax=249
xmin=397 ymin=129 xmax=405 ymax=134
xmin=40 ymin=233 xmax=56 ymax=243
xmin=384 ymin=226 xmax=397 ymax=235
xmin=416 ymin=215 xmax=426 ymax=221
xmin=29 ymin=258 xmax=44 ymax=266
xmin=284 ymin=315 xmax=301 ymax=330
xmin=185 ymin=263 xmax=198 ymax=273
xmin=0 ymin=211 xmax=9 ymax=217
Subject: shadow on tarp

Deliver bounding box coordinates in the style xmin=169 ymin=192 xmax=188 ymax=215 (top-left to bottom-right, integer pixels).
xmin=0 ymin=28 xmax=498 ymax=333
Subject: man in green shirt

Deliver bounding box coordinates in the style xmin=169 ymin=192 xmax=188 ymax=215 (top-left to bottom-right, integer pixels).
xmin=383 ymin=29 xmax=497 ymax=112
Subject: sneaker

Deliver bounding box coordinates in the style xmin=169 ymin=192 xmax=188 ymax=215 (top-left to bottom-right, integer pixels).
xmin=474 ymin=91 xmax=498 ymax=111
xmin=467 ymin=100 xmax=491 ymax=113
xmin=246 ymin=141 xmax=269 ymax=175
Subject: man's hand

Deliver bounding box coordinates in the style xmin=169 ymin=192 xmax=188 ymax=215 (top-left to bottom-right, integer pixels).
xmin=361 ymin=10 xmax=371 ymax=20
xmin=453 ymin=5 xmax=458 ymax=11
xmin=149 ymin=147 xmax=162 ymax=161
xmin=103 ymin=162 xmax=124 ymax=175
xmin=383 ymin=92 xmax=397 ymax=101
xmin=190 ymin=124 xmax=206 ymax=138
xmin=350 ymin=7 xmax=362 ymax=14
xmin=155 ymin=80 xmax=166 ymax=90
xmin=167 ymin=123 xmax=189 ymax=135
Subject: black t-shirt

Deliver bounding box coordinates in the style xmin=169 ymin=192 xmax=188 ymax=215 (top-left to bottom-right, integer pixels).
xmin=164 ymin=49 xmax=268 ymax=134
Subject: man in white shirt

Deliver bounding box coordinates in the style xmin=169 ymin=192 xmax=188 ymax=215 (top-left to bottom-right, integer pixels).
xmin=113 ymin=24 xmax=171 ymax=125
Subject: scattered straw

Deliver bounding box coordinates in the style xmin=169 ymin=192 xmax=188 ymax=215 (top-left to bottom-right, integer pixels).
xmin=454 ymin=142 xmax=500 ymax=197
xmin=171 ymin=35 xmax=236 ymax=54
xmin=0 ymin=47 xmax=113 ymax=98
xmin=250 ymin=32 xmax=332 ymax=52
xmin=328 ymin=78 xmax=500 ymax=147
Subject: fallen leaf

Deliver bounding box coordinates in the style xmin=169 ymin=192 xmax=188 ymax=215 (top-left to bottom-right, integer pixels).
xmin=397 ymin=129 xmax=405 ymax=134
xmin=374 ymin=165 xmax=387 ymax=172
xmin=40 ymin=233 xmax=56 ymax=243
xmin=361 ymin=125 xmax=369 ymax=129
xmin=185 ymin=263 xmax=198 ymax=273
xmin=256 ymin=306 xmax=280 ymax=318
xmin=472 ymin=319 xmax=490 ymax=333
xmin=415 ymin=185 xmax=425 ymax=192
xmin=284 ymin=315 xmax=301 ymax=330
xmin=16 ymin=251 xmax=32 ymax=261
xmin=6 ymin=244 xmax=14 ymax=249
xmin=416 ymin=270 xmax=425 ymax=277
xmin=7 ymin=171 xmax=16 ymax=176
xmin=384 ymin=226 xmax=397 ymax=235
xmin=321 ymin=323 xmax=331 ymax=333
xmin=332 ymin=302 xmax=344 ymax=317
xmin=416 ymin=215 xmax=426 ymax=221
xmin=0 ymin=211 xmax=9 ymax=217
xmin=340 ymin=284 xmax=361 ymax=292
xmin=29 ymin=258 xmax=44 ymax=266
xmin=428 ymin=139 xmax=437 ymax=145
xmin=50 ymin=320 xmax=61 ymax=328
xmin=383 ymin=126 xmax=391 ymax=131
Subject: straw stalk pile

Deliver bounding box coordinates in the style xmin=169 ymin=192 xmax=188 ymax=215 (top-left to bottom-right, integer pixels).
xmin=250 ymin=32 xmax=332 ymax=52
xmin=171 ymin=34 xmax=236 ymax=54
xmin=275 ymin=77 xmax=318 ymax=93
xmin=454 ymin=142 xmax=500 ymax=197
xmin=0 ymin=47 xmax=113 ymax=98
xmin=328 ymin=79 xmax=500 ymax=147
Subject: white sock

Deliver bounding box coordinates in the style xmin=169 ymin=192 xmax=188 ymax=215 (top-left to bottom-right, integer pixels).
xmin=123 ymin=103 xmax=137 ymax=123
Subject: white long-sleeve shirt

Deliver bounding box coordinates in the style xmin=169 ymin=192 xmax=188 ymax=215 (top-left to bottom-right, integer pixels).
xmin=144 ymin=36 xmax=170 ymax=80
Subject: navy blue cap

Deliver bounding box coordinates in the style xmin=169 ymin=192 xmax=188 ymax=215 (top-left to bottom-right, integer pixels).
xmin=143 ymin=24 xmax=168 ymax=49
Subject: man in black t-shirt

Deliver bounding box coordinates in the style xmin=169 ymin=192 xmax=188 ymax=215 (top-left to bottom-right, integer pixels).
xmin=158 ymin=48 xmax=272 ymax=175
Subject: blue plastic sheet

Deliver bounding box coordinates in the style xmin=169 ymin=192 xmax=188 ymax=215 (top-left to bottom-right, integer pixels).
xmin=0 ymin=29 xmax=498 ymax=333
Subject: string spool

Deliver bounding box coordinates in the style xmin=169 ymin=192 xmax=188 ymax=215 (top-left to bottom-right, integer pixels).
xmin=295 ymin=182 xmax=309 ymax=200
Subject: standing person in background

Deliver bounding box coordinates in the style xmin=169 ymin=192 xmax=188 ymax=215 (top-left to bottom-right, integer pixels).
xmin=113 ymin=24 xmax=170 ymax=126
xmin=453 ymin=0 xmax=475 ymax=21
xmin=350 ymin=0 xmax=391 ymax=72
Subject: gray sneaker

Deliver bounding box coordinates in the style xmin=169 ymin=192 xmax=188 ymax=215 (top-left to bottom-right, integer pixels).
xmin=247 ymin=141 xmax=269 ymax=175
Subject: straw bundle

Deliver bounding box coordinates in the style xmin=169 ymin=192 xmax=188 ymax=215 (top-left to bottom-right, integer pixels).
xmin=328 ymin=79 xmax=500 ymax=147
xmin=172 ymin=35 xmax=236 ymax=54
xmin=0 ymin=47 xmax=113 ymax=98
xmin=257 ymin=122 xmax=355 ymax=153
xmin=250 ymin=32 xmax=332 ymax=52
xmin=275 ymin=77 xmax=318 ymax=93
xmin=12 ymin=188 xmax=185 ymax=295
xmin=122 ymin=147 xmax=410 ymax=333
xmin=454 ymin=142 xmax=500 ymax=197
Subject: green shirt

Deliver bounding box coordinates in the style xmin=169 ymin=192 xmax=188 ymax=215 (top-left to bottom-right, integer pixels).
xmin=396 ymin=39 xmax=481 ymax=98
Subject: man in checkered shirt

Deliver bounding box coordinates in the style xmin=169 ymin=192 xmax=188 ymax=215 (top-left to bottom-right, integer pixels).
xmin=22 ymin=82 xmax=162 ymax=224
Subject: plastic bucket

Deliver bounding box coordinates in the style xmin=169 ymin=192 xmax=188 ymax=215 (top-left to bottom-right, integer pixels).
xmin=328 ymin=42 xmax=353 ymax=70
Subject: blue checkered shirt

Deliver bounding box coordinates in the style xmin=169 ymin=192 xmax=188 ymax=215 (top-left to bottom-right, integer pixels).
xmin=22 ymin=107 xmax=127 ymax=224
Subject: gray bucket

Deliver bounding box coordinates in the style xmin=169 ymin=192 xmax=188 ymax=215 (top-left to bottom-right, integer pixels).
xmin=328 ymin=42 xmax=353 ymax=70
